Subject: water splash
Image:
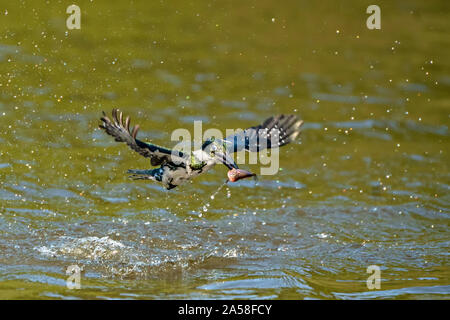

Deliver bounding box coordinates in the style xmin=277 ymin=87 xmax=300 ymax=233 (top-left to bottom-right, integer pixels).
xmin=196 ymin=180 xmax=229 ymax=216
xmin=210 ymin=180 xmax=228 ymax=200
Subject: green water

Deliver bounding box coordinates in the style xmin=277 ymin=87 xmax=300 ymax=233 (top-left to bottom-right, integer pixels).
xmin=0 ymin=0 xmax=449 ymax=299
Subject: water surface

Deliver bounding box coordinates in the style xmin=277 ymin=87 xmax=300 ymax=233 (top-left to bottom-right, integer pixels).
xmin=0 ymin=0 xmax=449 ymax=299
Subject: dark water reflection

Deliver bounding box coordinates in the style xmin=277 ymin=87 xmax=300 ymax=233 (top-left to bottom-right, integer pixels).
xmin=0 ymin=1 xmax=449 ymax=299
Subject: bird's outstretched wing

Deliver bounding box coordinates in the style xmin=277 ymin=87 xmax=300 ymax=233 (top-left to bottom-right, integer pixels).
xmin=225 ymin=114 xmax=303 ymax=153
xmin=99 ymin=109 xmax=188 ymax=167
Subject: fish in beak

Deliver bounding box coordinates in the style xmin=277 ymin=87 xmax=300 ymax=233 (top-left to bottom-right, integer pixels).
xmin=214 ymin=151 xmax=256 ymax=182
xmin=227 ymin=168 xmax=256 ymax=182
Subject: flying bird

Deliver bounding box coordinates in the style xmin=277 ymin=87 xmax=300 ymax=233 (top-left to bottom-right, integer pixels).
xmin=99 ymin=109 xmax=303 ymax=190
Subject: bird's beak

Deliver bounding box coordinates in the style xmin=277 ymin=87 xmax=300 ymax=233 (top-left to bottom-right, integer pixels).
xmin=215 ymin=152 xmax=238 ymax=170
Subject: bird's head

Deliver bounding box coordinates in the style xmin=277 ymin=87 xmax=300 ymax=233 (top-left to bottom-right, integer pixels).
xmin=202 ymin=137 xmax=237 ymax=170
xmin=202 ymin=137 xmax=226 ymax=154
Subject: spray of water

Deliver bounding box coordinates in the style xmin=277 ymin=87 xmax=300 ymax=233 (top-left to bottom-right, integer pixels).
xmin=197 ymin=180 xmax=229 ymax=216
xmin=196 ymin=174 xmax=256 ymax=216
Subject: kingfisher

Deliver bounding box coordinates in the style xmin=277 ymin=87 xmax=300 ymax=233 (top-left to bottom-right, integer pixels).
xmin=99 ymin=109 xmax=303 ymax=190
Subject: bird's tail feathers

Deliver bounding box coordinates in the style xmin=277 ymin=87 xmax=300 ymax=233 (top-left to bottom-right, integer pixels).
xmin=127 ymin=169 xmax=160 ymax=181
